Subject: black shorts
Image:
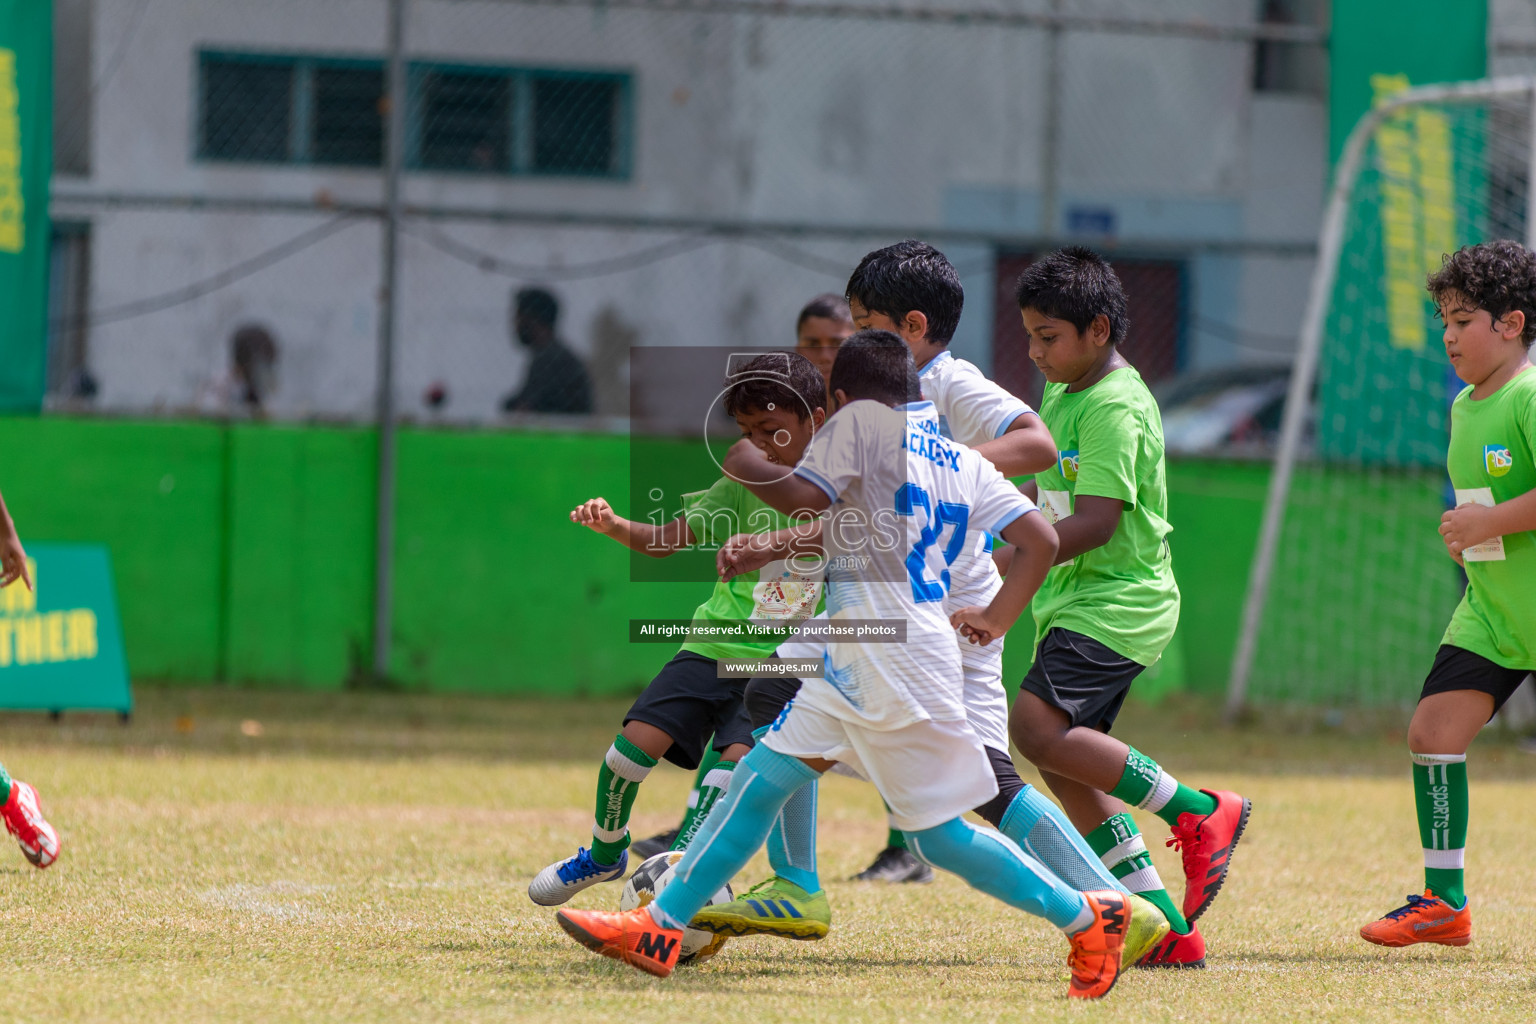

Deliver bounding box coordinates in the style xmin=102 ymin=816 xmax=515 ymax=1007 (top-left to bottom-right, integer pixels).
xmin=1419 ymin=644 xmax=1534 ymax=719
xmin=973 ymin=745 xmax=1026 ymax=827
xmin=1019 ymin=628 xmax=1144 ymax=732
xmin=624 ymin=652 xmax=755 ymax=770
xmin=744 ymin=668 xmax=805 ymax=730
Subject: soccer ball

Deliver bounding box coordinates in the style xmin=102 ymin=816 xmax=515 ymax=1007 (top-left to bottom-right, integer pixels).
xmin=619 ymin=851 xmax=732 ymax=965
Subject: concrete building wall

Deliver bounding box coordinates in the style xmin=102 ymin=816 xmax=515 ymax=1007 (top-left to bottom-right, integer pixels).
xmin=59 ymin=0 xmax=1327 ymax=420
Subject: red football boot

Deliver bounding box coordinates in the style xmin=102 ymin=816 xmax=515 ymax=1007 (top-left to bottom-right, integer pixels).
xmin=1168 ymin=790 xmax=1250 ymax=923
xmin=1135 ymin=922 xmax=1207 ymax=968
xmin=2 ymin=780 xmax=60 ymax=868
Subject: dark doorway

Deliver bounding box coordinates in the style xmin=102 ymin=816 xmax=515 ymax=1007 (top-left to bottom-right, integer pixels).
xmin=992 ymin=253 xmax=1186 ymax=406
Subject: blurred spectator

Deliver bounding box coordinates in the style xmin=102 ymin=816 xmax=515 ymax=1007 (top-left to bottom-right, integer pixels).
xmin=200 ymin=323 xmax=278 ymax=415
xmin=232 ymin=324 xmax=279 ymax=410
xmin=794 ymin=293 xmax=854 ymax=382
xmin=502 ymin=287 xmax=593 ymax=414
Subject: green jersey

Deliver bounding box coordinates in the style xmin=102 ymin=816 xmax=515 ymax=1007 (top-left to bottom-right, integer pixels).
xmin=1030 ymin=366 xmax=1180 ymax=666
xmin=678 ymin=476 xmax=823 ymax=662
xmin=1441 ymin=367 xmax=1536 ymax=670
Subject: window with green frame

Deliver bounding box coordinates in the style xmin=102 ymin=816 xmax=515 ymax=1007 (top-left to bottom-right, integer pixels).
xmin=198 ymin=52 xmax=383 ymax=166
xmin=196 ymin=50 xmax=632 ymax=179
xmin=410 ymin=63 xmax=631 ymax=177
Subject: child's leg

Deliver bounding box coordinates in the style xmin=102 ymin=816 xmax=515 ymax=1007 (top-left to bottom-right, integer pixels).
xmin=590 ymin=720 xmax=670 ymax=865
xmin=973 ymin=746 xmax=1125 ymax=895
xmin=1012 ymin=631 xmax=1248 ymax=925
xmin=1359 ymin=647 xmax=1530 ymax=948
xmin=651 ymin=743 xmax=821 ymax=929
xmin=903 ymin=817 xmax=1091 ymax=933
xmin=667 ymin=743 xmax=722 ymax=846
xmin=1404 ymin=691 xmax=1490 ymax=908
xmin=672 ymin=741 xmax=752 ymax=850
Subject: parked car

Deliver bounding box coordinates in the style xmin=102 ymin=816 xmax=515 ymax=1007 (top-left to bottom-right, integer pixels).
xmin=1153 ymin=362 xmax=1301 ymax=457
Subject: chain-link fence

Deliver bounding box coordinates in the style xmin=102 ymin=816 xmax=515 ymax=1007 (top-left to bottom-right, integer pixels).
xmin=48 ymin=0 xmax=1326 ymax=429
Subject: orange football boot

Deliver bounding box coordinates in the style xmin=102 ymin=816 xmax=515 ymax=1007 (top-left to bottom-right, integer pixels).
xmin=1067 ymin=890 xmax=1128 ymax=999
xmin=556 ymin=906 xmax=686 ymax=977
xmin=1360 ymin=892 xmax=1471 ymax=948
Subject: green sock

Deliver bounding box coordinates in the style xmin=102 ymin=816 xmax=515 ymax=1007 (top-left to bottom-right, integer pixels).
xmin=1413 ymin=752 xmax=1468 ymax=909
xmin=1108 ymin=746 xmax=1216 ymax=826
xmin=1086 ymin=812 xmax=1190 ymax=934
xmin=672 ymin=760 xmax=736 ymax=850
xmin=674 ymin=744 xmax=722 ymax=841
xmin=591 ymin=734 xmax=658 ymax=865
xmin=885 ymin=800 xmax=907 ymax=851
xmin=0 ymin=763 xmax=11 ymax=802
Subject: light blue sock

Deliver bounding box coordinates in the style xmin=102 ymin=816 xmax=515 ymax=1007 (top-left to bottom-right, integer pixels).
xmin=998 ymin=785 xmax=1128 ymax=896
xmin=766 ymin=777 xmax=820 ymax=893
xmin=904 ymin=817 xmax=1091 ymax=933
xmin=651 ymin=744 xmax=818 ymax=929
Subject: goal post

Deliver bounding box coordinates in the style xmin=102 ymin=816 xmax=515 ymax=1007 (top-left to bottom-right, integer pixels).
xmin=1226 ymin=76 xmax=1536 ymax=720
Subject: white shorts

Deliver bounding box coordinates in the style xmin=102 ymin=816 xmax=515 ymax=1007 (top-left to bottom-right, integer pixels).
xmin=775 ymin=612 xmax=1011 ymax=753
xmin=762 ymin=701 xmax=999 ymax=832
xmin=960 ymin=637 xmax=1010 ymax=752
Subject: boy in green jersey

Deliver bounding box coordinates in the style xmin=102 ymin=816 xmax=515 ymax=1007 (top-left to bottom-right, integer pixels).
xmin=528 ymin=353 xmax=827 ymax=906
xmin=1003 ymin=247 xmax=1250 ymax=967
xmin=1361 ymin=241 xmax=1536 ymax=949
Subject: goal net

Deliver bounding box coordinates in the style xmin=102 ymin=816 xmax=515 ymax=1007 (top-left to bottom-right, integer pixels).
xmin=1229 ymin=77 xmax=1536 ymax=712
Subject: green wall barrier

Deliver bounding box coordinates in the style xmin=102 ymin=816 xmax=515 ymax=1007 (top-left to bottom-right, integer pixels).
xmin=0 ymin=418 xmax=1282 ymax=697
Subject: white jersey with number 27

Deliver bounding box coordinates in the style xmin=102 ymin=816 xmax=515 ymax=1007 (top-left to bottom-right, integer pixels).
xmin=790 ymin=399 xmax=1038 ymax=731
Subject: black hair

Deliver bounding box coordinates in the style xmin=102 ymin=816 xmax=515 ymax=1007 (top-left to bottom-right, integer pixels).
xmin=1013 ymin=246 xmax=1129 ymax=346
xmin=1427 ymin=241 xmax=1536 ymax=346
xmin=514 ymin=287 xmax=560 ymax=329
xmin=796 ymin=293 xmax=853 ymax=332
xmin=845 ymin=240 xmax=964 ymax=346
xmin=723 ymin=351 xmax=827 ymax=421
xmin=828 ymin=330 xmax=922 ymax=407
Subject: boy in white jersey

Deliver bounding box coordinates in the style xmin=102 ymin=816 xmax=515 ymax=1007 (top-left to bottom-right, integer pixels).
xmin=707 ymin=243 xmax=1148 ymax=948
xmin=555 ymin=332 xmax=1131 ymax=1000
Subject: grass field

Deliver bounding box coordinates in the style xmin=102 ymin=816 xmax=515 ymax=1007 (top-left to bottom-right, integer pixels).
xmin=3 ymin=687 xmax=1536 ymax=1023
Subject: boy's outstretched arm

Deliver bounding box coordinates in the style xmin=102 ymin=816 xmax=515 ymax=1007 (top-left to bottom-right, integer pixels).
xmin=950 ymin=509 xmax=1058 ymax=646
xmin=0 ymin=488 xmax=31 ymax=591
xmin=721 ymin=439 xmax=831 ymax=518
xmin=971 ymin=414 xmax=1058 ymax=477
xmin=569 ymin=496 xmax=696 ymax=558
xmin=1440 ymin=486 xmax=1536 ymax=555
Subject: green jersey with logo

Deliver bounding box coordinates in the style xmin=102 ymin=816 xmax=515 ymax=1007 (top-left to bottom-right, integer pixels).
xmin=1441 ymin=367 xmax=1536 ymax=670
xmin=678 ymin=476 xmax=823 ymax=662
xmin=1030 ymin=366 xmax=1180 ymax=666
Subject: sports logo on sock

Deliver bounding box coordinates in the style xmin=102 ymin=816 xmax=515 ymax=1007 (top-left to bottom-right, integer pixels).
xmin=1484 ymin=445 xmax=1512 ymax=478
xmin=1058 ymin=450 xmax=1080 ymax=482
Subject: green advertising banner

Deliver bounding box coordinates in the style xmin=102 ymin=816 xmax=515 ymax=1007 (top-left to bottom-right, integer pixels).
xmin=0 ymin=0 xmax=51 ymax=413
xmin=1320 ymin=1 xmax=1488 ymax=467
xmin=0 ymin=543 xmax=132 ymax=714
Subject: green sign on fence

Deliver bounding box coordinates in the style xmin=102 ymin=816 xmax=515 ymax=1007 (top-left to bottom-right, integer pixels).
xmin=0 ymin=0 xmax=51 ymax=412
xmin=0 ymin=543 xmax=131 ymax=714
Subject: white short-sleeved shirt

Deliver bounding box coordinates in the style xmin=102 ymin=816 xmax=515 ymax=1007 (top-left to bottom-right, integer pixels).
xmin=790 ymin=400 xmax=1038 ymax=730
xmin=919 ymin=351 xmax=1034 ymax=450
xmin=919 ymin=351 xmax=1033 ymax=609
xmin=920 ymin=353 xmax=1037 ymax=747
